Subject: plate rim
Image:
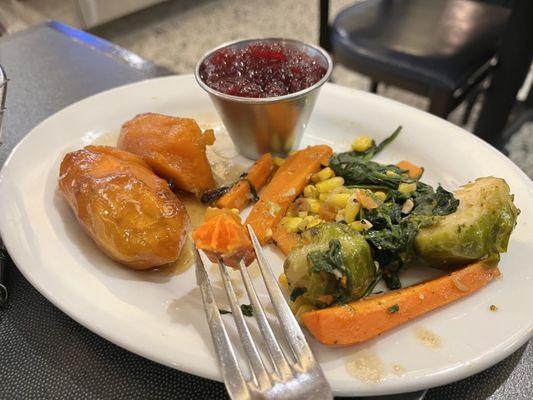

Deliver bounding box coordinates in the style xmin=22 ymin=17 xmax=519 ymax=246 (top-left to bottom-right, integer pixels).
xmin=0 ymin=74 xmax=532 ymax=396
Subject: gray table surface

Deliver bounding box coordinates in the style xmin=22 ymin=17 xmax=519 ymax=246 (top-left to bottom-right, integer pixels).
xmin=0 ymin=21 xmax=531 ymax=400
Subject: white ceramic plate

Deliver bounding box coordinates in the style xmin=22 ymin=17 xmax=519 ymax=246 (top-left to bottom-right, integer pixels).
xmin=0 ymin=75 xmax=531 ymax=396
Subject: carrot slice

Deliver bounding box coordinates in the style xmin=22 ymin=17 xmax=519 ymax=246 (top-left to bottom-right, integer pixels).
xmin=216 ymin=153 xmax=275 ymax=211
xmin=300 ymin=259 xmax=500 ymax=346
xmin=272 ymin=224 xmax=300 ymax=255
xmin=396 ymin=160 xmax=424 ymax=180
xmin=245 ymin=145 xmax=333 ymax=244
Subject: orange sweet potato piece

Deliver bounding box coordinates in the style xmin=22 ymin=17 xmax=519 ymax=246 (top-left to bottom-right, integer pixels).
xmin=59 ymin=146 xmax=190 ymax=270
xmin=216 ymin=153 xmax=275 ymax=210
xmin=396 ymin=160 xmax=424 ymax=180
xmin=118 ymin=113 xmax=216 ymax=197
xmin=272 ymin=224 xmax=300 ymax=255
xmin=300 ymin=259 xmax=500 ymax=346
xmin=192 ymin=208 xmax=254 ymax=268
xmin=245 ymin=145 xmax=333 ymax=244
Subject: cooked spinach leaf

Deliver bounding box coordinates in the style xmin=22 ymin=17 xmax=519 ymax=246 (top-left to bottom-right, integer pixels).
xmin=330 ymin=159 xmax=407 ymax=188
xmin=353 ymin=126 xmax=403 ymax=161
xmin=330 ymin=127 xmax=407 ymax=188
xmin=218 ymin=304 xmax=254 ymax=317
xmin=308 ymin=239 xmax=345 ymax=278
xmin=245 ymin=179 xmax=260 ymax=202
xmin=240 ymin=303 xmax=253 ymax=317
xmin=387 ymin=304 xmax=400 ymax=314
xmin=290 ymin=287 xmax=307 ymax=302
xmin=411 ymin=182 xmax=459 ymax=216
xmin=200 ymin=185 xmax=231 ymax=204
xmin=307 ymin=239 xmax=355 ymax=305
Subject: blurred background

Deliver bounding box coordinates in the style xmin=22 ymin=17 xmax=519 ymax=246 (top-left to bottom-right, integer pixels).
xmin=0 ymin=0 xmax=531 ymax=177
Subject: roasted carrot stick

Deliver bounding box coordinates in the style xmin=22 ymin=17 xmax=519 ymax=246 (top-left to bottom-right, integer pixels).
xmin=396 ymin=160 xmax=424 ymax=180
xmin=272 ymin=223 xmax=300 ymax=255
xmin=245 ymin=145 xmax=333 ymax=244
xmin=300 ymin=259 xmax=500 ymax=346
xmin=216 ymin=153 xmax=274 ymax=211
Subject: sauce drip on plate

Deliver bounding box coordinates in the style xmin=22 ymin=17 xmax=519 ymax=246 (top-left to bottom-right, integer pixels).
xmin=158 ymin=193 xmax=208 ymax=275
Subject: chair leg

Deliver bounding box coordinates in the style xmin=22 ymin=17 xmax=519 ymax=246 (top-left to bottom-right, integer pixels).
xmin=428 ymin=88 xmax=454 ymax=118
xmin=370 ymin=81 xmax=379 ymax=94
xmin=462 ymin=89 xmax=481 ymax=125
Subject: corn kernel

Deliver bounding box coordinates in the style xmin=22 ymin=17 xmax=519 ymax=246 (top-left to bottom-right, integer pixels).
xmin=326 ymin=193 xmax=351 ymax=208
xmin=307 ymin=217 xmax=322 ymax=229
xmin=296 ymin=304 xmax=316 ymax=319
xmin=386 ymin=170 xmax=399 ymax=177
xmin=311 ymin=167 xmax=335 ymax=183
xmin=280 ymin=217 xmax=303 ymax=233
xmin=316 ymin=177 xmax=345 ymax=193
xmin=351 ymin=135 xmax=374 ymax=152
xmin=331 ymin=185 xmax=352 ymax=194
xmin=303 ymin=185 xmax=319 ymax=198
xmin=278 ymin=273 xmax=288 ymax=289
xmin=297 ymin=211 xmax=308 ymax=218
xmin=316 ymin=167 xmax=335 ymax=182
xmin=298 ymin=215 xmax=321 ymax=231
xmin=374 ymin=191 xmax=387 ymax=202
xmin=273 ymin=156 xmax=286 ymax=167
xmin=398 ymin=182 xmax=417 ymax=194
xmin=306 ymin=198 xmax=321 ymax=214
xmin=290 ymin=295 xmax=307 ymax=313
xmin=349 ymin=219 xmax=373 ymax=232
xmin=319 ymin=193 xmax=330 ymax=202
xmin=344 ymin=196 xmax=360 ymax=223
xmin=402 ymin=198 xmax=414 ymax=214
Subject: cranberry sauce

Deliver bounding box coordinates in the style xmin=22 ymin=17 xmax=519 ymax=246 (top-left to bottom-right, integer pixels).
xmin=199 ymin=41 xmax=327 ymax=98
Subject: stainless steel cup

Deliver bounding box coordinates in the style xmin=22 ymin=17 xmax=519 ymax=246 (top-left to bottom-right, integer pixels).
xmin=195 ymin=38 xmax=333 ymax=160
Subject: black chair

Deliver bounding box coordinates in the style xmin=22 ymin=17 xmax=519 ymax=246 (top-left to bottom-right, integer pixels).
xmin=320 ymin=0 xmax=510 ymax=120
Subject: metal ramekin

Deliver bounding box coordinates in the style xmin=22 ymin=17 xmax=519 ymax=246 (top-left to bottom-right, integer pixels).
xmin=195 ymin=38 xmax=333 ymax=159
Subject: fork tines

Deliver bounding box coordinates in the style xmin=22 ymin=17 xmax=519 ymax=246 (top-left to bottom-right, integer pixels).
xmin=194 ymin=225 xmax=333 ymax=400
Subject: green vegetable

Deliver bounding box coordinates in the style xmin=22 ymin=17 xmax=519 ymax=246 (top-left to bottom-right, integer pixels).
xmin=284 ymin=223 xmax=376 ymax=307
xmin=330 ymin=126 xmax=409 ymax=189
xmin=414 ymin=177 xmax=519 ymax=269
xmin=201 ymin=185 xmax=231 ymax=204
xmin=411 ymin=182 xmax=459 ymax=216
xmin=290 ymin=287 xmax=307 ymax=302
xmin=218 ymin=304 xmax=254 ymax=317
xmin=240 ymin=304 xmax=253 ymax=317
xmin=352 ymin=126 xmax=402 ymax=161
xmin=245 ymin=179 xmax=260 ymax=202
xmin=200 ymin=172 xmax=259 ymax=204
xmin=387 ymin=304 xmax=400 ymax=314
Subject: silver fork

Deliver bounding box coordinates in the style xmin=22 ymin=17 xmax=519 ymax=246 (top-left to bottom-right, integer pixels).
xmin=194 ymin=225 xmax=333 ymax=400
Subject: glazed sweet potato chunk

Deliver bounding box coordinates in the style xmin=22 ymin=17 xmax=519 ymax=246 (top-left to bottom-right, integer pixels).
xmin=118 ymin=113 xmax=216 ymax=197
xmin=59 ymin=146 xmax=190 ymax=269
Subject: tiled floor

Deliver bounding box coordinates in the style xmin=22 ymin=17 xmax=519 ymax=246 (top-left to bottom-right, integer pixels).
xmin=1 ymin=0 xmax=532 ymax=178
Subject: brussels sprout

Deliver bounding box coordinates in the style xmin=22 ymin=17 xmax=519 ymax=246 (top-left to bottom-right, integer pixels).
xmin=414 ymin=177 xmax=519 ymax=269
xmin=283 ymin=222 xmax=376 ymax=307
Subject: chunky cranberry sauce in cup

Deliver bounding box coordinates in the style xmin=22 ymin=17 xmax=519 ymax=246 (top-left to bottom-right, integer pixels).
xmin=199 ymin=41 xmax=327 ymax=98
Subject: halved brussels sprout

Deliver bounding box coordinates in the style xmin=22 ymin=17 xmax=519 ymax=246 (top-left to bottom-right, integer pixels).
xmin=414 ymin=177 xmax=519 ymax=269
xmin=283 ymin=222 xmax=376 ymax=307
